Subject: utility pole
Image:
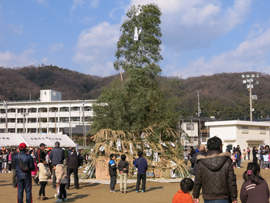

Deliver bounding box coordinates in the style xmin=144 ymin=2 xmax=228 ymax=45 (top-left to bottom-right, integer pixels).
xmin=195 ymin=91 xmax=202 ymax=117
xmin=55 ymin=109 xmax=56 ymax=134
xmin=81 ymin=101 xmax=86 ymax=148
xmin=3 ymin=101 xmax=8 ymax=133
xmin=21 ymin=109 xmax=29 ymax=133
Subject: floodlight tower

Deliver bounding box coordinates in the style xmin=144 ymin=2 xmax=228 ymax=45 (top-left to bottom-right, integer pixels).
xmin=241 ymin=73 xmax=259 ymax=121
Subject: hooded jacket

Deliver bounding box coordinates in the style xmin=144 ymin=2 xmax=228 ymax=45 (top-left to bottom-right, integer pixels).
xmin=193 ymin=151 xmax=237 ymax=201
xmin=37 ymin=163 xmax=51 ymax=182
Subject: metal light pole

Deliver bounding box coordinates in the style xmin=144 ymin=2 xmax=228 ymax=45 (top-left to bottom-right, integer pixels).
xmin=21 ymin=109 xmax=29 ymax=133
xmin=3 ymin=101 xmax=8 ymax=133
xmin=195 ymin=91 xmax=202 ymax=117
xmin=241 ymin=74 xmax=259 ymax=121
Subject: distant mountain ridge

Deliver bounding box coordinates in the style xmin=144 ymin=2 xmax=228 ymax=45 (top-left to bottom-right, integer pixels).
xmin=1 ymin=65 xmax=270 ymax=120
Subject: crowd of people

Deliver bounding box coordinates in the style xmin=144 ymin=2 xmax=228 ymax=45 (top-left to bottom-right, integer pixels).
xmin=0 ymin=142 xmax=85 ymax=203
xmin=2 ymin=137 xmax=270 ymax=203
xmin=175 ymin=137 xmax=270 ymax=203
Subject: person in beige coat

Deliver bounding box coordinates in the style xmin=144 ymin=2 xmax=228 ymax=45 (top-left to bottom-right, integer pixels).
xmin=37 ymin=159 xmax=51 ymax=200
xmin=53 ymin=164 xmax=68 ymax=202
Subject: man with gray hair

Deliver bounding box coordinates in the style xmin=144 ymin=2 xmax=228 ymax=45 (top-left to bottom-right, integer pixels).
xmin=49 ymin=141 xmax=64 ymax=188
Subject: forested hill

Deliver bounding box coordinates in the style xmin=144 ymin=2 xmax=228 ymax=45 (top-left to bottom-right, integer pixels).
xmin=1 ymin=65 xmax=270 ymax=120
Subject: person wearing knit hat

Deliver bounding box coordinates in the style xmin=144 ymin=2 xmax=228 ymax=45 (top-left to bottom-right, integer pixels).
xmin=13 ymin=143 xmax=35 ymax=203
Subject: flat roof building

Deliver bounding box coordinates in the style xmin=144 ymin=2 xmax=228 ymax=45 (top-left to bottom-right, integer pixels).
xmin=206 ymin=120 xmax=270 ymax=156
xmin=0 ymin=90 xmax=95 ymax=135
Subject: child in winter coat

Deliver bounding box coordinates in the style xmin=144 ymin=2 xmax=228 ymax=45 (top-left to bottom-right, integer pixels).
xmin=37 ymin=159 xmax=51 ymax=200
xmin=53 ymin=164 xmax=68 ymax=202
xmin=240 ymin=162 xmax=269 ymax=203
xmin=231 ymin=153 xmax=236 ymax=168
xmin=172 ymin=178 xmax=194 ymax=203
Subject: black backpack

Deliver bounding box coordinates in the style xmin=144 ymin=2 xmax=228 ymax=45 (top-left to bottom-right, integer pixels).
xmin=18 ymin=154 xmax=30 ymax=173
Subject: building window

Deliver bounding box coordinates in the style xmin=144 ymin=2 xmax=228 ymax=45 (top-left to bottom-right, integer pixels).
xmin=84 ymin=107 xmax=92 ymax=111
xmin=8 ymin=109 xmax=16 ymax=113
xmin=8 ymin=129 xmax=15 ymax=133
xmin=28 ymin=129 xmax=36 ymax=133
xmin=72 ymin=107 xmax=80 ymax=111
xmin=61 ymin=118 xmax=69 ymax=123
xmin=17 ymin=118 xmax=24 ymax=123
xmin=28 ymin=108 xmax=37 ymax=113
xmin=260 ymin=127 xmax=266 ymax=134
xmin=186 ymin=124 xmax=194 ymax=130
xmin=242 ymin=126 xmax=249 ymax=134
xmin=8 ymin=119 xmax=16 ymax=123
xmin=72 ymin=117 xmax=80 ymax=122
xmin=60 ymin=107 xmax=69 ymax=112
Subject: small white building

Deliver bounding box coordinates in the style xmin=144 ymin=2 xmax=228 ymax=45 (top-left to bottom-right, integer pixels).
xmin=205 ymin=120 xmax=270 ymax=154
xmin=181 ymin=121 xmax=199 ymax=147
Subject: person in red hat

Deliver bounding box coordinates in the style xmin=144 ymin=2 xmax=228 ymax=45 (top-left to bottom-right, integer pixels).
xmin=13 ymin=143 xmax=35 ymax=203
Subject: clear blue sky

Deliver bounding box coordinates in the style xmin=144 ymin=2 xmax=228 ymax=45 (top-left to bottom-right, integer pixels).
xmin=1 ymin=0 xmax=270 ymax=78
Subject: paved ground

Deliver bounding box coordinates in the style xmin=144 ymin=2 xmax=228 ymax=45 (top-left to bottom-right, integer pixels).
xmin=0 ymin=160 xmax=269 ymax=203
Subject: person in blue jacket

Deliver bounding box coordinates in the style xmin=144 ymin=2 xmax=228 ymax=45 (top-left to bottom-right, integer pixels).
xmin=133 ymin=151 xmax=148 ymax=193
xmin=13 ymin=143 xmax=35 ymax=203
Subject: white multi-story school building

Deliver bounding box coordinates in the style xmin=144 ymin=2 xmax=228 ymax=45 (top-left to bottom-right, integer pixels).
xmin=0 ymin=90 xmax=95 ymax=134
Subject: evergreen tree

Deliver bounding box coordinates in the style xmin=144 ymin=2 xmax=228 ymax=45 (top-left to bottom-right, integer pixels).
xmin=92 ymin=4 xmax=179 ymax=140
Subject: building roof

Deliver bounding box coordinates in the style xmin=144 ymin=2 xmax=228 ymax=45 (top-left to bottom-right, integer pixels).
xmin=0 ymin=133 xmax=76 ymax=147
xmin=205 ymin=120 xmax=270 ymax=127
xmin=63 ymin=125 xmax=91 ymax=136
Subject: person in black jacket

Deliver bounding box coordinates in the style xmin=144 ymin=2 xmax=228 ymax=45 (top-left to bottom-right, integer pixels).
xmin=108 ymin=154 xmax=117 ymax=193
xmin=13 ymin=143 xmax=35 ymax=203
xmin=66 ymin=148 xmax=80 ymax=189
xmin=118 ymin=154 xmax=129 ymax=193
xmin=49 ymin=141 xmax=64 ymax=189
xmin=189 ymin=146 xmax=195 ymax=168
xmin=38 ymin=143 xmax=46 ymax=163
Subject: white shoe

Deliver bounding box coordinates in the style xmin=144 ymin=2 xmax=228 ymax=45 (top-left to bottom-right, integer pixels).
xmin=237 ymin=167 xmax=240 ymax=168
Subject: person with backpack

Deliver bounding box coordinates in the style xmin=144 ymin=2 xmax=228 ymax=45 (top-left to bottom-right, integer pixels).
xmin=240 ymin=162 xmax=269 ymax=203
xmin=133 ymin=151 xmax=148 ymax=193
xmin=13 ymin=143 xmax=35 ymax=203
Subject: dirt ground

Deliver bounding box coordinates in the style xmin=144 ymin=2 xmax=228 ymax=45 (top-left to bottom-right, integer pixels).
xmin=1 ymin=161 xmax=270 ymax=203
